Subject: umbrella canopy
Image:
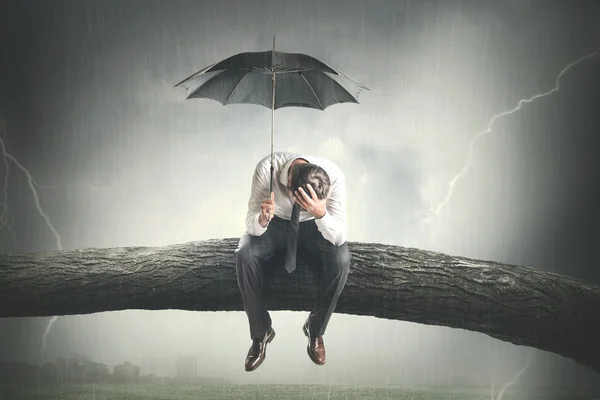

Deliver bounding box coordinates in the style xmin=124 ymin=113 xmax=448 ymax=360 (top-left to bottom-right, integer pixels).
xmin=175 ymin=38 xmax=369 ymax=192
xmin=175 ymin=49 xmax=369 ymax=110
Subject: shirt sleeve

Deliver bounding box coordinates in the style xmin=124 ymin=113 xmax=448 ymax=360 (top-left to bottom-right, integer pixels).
xmin=314 ymin=172 xmax=347 ymax=246
xmin=245 ymin=162 xmax=270 ymax=236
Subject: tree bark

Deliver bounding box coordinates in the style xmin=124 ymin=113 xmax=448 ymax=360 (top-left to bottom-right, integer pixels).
xmin=1 ymin=239 xmax=599 ymax=374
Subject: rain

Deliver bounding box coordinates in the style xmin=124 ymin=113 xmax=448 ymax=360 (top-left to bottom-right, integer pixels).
xmin=1 ymin=0 xmax=599 ymax=399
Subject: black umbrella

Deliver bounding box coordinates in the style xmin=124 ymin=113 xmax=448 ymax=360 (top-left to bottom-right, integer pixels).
xmin=175 ymin=36 xmax=369 ymax=191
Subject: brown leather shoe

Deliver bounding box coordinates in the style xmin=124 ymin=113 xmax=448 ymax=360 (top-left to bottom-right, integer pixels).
xmin=303 ymin=319 xmax=325 ymax=365
xmin=244 ymin=327 xmax=275 ymax=372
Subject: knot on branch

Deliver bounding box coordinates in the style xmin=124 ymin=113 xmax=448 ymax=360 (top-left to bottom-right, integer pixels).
xmin=498 ymin=276 xmax=516 ymax=287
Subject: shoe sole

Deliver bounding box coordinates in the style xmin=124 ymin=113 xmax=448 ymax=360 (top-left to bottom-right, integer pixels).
xmin=245 ymin=330 xmax=275 ymax=372
xmin=303 ymin=322 xmax=325 ymax=366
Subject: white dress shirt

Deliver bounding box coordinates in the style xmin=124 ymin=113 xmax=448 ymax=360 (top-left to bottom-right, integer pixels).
xmin=243 ymin=151 xmax=347 ymax=246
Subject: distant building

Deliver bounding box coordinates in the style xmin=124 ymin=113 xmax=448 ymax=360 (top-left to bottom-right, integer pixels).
xmin=39 ymin=354 xmax=109 ymax=384
xmin=82 ymin=361 xmax=110 ymax=383
xmin=113 ymin=361 xmax=140 ymax=383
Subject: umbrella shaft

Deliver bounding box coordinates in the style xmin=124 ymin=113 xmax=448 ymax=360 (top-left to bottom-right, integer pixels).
xmin=270 ymin=72 xmax=275 ymax=192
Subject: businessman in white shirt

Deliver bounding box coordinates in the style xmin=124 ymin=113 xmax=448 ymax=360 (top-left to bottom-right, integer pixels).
xmin=236 ymin=152 xmax=351 ymax=372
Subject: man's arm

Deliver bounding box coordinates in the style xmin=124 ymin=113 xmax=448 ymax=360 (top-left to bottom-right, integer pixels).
xmin=245 ymin=162 xmax=270 ymax=236
xmin=314 ymin=173 xmax=347 ymax=246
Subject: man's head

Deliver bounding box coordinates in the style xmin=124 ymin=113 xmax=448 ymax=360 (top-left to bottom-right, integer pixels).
xmin=287 ymin=160 xmax=331 ymax=201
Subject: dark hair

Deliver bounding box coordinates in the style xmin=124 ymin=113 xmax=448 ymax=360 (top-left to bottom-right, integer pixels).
xmin=290 ymin=163 xmax=331 ymax=200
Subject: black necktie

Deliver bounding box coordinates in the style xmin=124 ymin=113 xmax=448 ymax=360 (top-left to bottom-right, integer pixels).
xmin=285 ymin=203 xmax=300 ymax=273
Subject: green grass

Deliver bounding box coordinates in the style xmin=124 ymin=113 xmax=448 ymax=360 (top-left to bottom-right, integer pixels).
xmin=1 ymin=383 xmax=594 ymax=400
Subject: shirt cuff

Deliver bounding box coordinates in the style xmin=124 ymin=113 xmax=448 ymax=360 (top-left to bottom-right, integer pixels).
xmin=314 ymin=209 xmax=331 ymax=229
xmin=250 ymin=213 xmax=268 ymax=236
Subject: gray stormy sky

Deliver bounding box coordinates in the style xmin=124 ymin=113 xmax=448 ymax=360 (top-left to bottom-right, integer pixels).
xmin=1 ymin=0 xmax=600 ymax=393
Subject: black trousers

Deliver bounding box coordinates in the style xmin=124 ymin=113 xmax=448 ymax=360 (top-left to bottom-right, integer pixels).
xmin=236 ymin=215 xmax=351 ymax=340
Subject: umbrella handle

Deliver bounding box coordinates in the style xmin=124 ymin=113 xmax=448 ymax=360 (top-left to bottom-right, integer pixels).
xmin=269 ymin=164 xmax=274 ymax=193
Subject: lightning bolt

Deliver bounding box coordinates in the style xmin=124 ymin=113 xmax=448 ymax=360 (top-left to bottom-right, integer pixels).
xmin=41 ymin=316 xmax=59 ymax=356
xmin=0 ymin=118 xmax=99 ymax=361
xmin=431 ymin=48 xmax=600 ymax=217
xmin=495 ymin=351 xmax=533 ymax=400
xmin=0 ymin=139 xmax=63 ymax=250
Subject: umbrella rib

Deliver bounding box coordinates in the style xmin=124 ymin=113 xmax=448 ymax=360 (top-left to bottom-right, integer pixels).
xmin=223 ymin=71 xmax=251 ymax=105
xmin=174 ymin=62 xmax=218 ymax=87
xmin=327 ymin=69 xmax=370 ymax=91
xmin=298 ymin=72 xmax=323 ymax=110
xmin=315 ymin=70 xmax=364 ymax=106
xmin=185 ymin=70 xmax=227 ymax=99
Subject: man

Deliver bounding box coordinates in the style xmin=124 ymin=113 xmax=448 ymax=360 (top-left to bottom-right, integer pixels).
xmin=235 ymin=151 xmax=351 ymax=372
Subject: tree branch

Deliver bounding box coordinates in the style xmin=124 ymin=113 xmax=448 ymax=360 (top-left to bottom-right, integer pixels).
xmin=1 ymin=238 xmax=599 ymax=374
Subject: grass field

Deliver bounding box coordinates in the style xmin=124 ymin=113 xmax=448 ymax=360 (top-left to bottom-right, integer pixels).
xmin=2 ymin=383 xmax=597 ymax=400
